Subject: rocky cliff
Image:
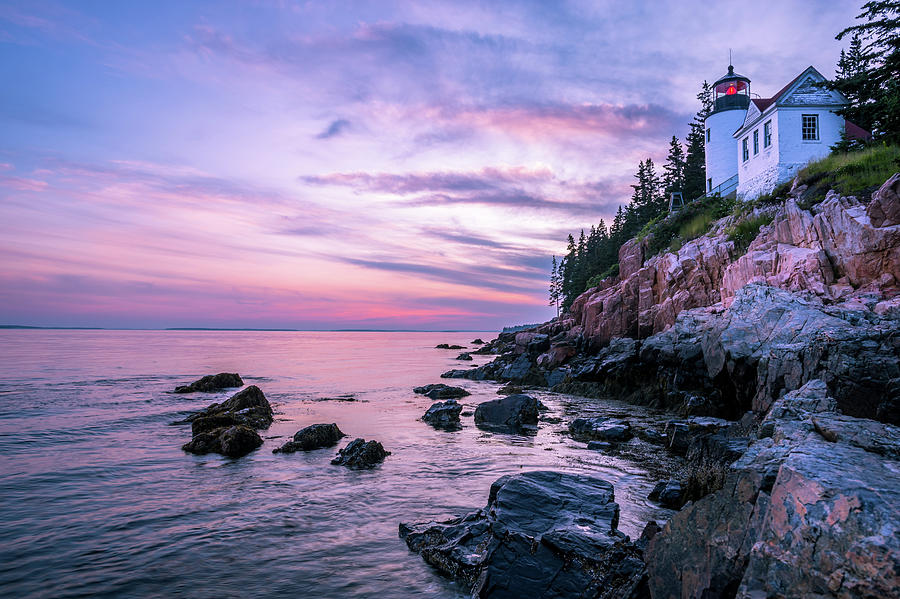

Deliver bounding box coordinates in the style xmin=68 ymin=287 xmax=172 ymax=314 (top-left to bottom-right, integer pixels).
xmin=436 ymin=174 xmax=900 ymax=598
xmin=446 ymin=173 xmax=900 ymax=424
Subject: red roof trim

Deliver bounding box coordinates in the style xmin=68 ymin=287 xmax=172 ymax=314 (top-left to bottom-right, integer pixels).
xmin=845 ymin=120 xmax=871 ymax=141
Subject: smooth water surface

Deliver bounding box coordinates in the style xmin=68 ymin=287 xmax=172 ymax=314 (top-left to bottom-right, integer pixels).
xmin=0 ymin=330 xmax=672 ymax=598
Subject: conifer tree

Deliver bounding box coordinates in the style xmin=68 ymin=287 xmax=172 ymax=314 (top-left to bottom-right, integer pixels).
xmin=832 ymin=2 xmax=900 ymax=143
xmin=548 ymin=255 xmax=561 ymax=316
xmin=683 ymin=81 xmax=713 ymax=201
xmin=662 ymin=135 xmax=686 ymax=196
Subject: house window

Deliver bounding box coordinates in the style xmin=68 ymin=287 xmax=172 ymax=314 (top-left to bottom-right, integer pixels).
xmin=753 ymin=130 xmax=759 ymax=155
xmin=802 ymin=114 xmax=819 ymax=140
xmin=706 ymin=128 xmax=711 ymax=143
xmin=764 ymin=120 xmax=772 ymax=147
xmin=708 ymin=178 xmax=712 ymax=192
xmin=742 ymin=138 xmax=749 ymax=161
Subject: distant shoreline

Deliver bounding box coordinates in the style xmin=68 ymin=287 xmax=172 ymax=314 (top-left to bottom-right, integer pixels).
xmin=0 ymin=325 xmax=496 ymax=333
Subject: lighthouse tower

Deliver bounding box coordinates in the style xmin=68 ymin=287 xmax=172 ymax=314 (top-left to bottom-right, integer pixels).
xmin=704 ymin=65 xmax=750 ymax=194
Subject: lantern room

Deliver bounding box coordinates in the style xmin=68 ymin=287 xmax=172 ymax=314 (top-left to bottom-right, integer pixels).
xmin=712 ymin=65 xmax=750 ymax=113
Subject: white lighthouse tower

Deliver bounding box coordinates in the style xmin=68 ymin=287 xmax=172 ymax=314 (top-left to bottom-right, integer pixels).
xmin=704 ymin=65 xmax=750 ymax=194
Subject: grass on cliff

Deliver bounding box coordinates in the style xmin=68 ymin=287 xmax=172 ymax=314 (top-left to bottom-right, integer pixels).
xmin=726 ymin=213 xmax=775 ymax=255
xmin=796 ymin=143 xmax=900 ymax=207
xmin=645 ymin=195 xmax=736 ymax=258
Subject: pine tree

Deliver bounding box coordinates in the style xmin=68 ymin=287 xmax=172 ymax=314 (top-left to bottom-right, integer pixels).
xmin=832 ymin=2 xmax=900 ymax=144
xmin=548 ymin=255 xmax=560 ymax=316
xmin=662 ymin=135 xmax=686 ymax=197
xmin=683 ymin=81 xmax=714 ymax=201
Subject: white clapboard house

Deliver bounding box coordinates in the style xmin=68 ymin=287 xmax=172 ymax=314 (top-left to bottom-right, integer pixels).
xmin=702 ymin=65 xmax=869 ymax=202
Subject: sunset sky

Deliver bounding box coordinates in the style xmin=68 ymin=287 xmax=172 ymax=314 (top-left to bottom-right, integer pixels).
xmin=0 ymin=0 xmax=860 ymax=329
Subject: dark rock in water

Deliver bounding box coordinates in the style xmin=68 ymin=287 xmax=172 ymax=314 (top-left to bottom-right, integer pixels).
xmin=455 ymin=352 xmax=473 ymax=361
xmin=587 ymin=441 xmax=612 ymax=451
xmin=440 ymin=369 xmax=471 ymax=379
xmin=174 ymin=372 xmax=243 ymax=393
xmin=176 ymin=385 xmax=274 ymax=430
xmin=635 ymin=521 xmax=662 ymax=553
xmin=183 ymin=425 xmax=262 ymax=458
xmin=569 ymin=417 xmax=633 ymax=443
xmin=400 ymin=471 xmax=648 ymax=598
xmin=177 ymin=386 xmax=273 ymax=458
xmin=413 ymin=383 xmax=470 ymax=400
xmin=648 ymin=480 xmax=683 ymax=508
xmin=331 ymin=438 xmax=390 ymax=469
xmin=273 ymin=423 xmax=345 ymax=454
xmin=474 ymin=393 xmax=540 ymax=432
xmin=496 ymin=384 xmax=523 ymax=395
xmin=435 ymin=343 xmax=465 ymax=350
xmin=471 ymin=338 xmax=485 ymax=344
xmin=422 ymin=399 xmax=463 ymax=429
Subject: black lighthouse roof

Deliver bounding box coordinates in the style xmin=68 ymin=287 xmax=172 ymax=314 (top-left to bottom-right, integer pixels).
xmin=713 ymin=65 xmax=750 ymax=87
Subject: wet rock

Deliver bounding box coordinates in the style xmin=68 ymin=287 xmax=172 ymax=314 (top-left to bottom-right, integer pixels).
xmin=471 ymin=338 xmax=485 ymax=344
xmin=496 ymin=384 xmax=523 ymax=395
xmin=636 ymin=428 xmax=666 ymax=445
xmin=587 ymin=441 xmax=612 ymax=451
xmin=569 ymin=417 xmax=633 ymax=443
xmin=455 ymin=352 xmax=473 ymax=361
xmin=646 ymin=380 xmax=900 ymax=598
xmin=435 ymin=343 xmax=465 ymax=350
xmin=400 ymin=471 xmax=648 ymax=599
xmin=413 ymin=383 xmax=470 ymax=400
xmin=178 ymin=385 xmax=274 ymax=430
xmin=331 ymin=438 xmax=390 ymax=469
xmin=422 ymin=399 xmax=463 ymax=429
xmin=182 ymin=425 xmax=262 ymax=458
xmin=273 ymin=423 xmax=345 ymax=454
xmin=174 ymin=372 xmax=243 ymax=393
xmin=648 ymin=480 xmax=683 ymax=508
xmin=473 ymin=393 xmax=540 ymax=432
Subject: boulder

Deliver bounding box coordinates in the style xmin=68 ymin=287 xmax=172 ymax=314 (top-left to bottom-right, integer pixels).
xmin=471 ymin=338 xmax=485 ymax=344
xmin=866 ymin=172 xmax=900 ymax=227
xmin=182 ymin=425 xmax=262 ymax=458
xmin=473 ymin=394 xmax=540 ymax=432
xmin=647 ymin=480 xmax=683 ymax=508
xmin=331 ymin=438 xmax=390 ymax=469
xmin=455 ymin=352 xmax=473 ymax=361
xmin=436 ymin=344 xmax=465 ymax=350
xmin=569 ymin=417 xmax=633 ymax=443
xmin=178 ymin=385 xmax=274 ymax=430
xmin=422 ymin=399 xmax=463 ymax=429
xmin=646 ymin=380 xmax=900 ymax=598
xmin=174 ymin=372 xmax=243 ymax=393
xmin=587 ymin=441 xmax=612 ymax=451
xmin=413 ymin=383 xmax=470 ymax=400
xmin=273 ymin=423 xmax=345 ymax=454
xmin=400 ymin=471 xmax=648 ymax=599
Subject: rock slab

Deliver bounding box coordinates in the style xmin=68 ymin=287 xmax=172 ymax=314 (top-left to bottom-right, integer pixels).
xmin=422 ymin=399 xmax=463 ymax=429
xmin=174 ymin=372 xmax=243 ymax=393
xmin=273 ymin=423 xmax=345 ymax=454
xmin=331 ymin=438 xmax=390 ymax=469
xmin=400 ymin=471 xmax=648 ymax=599
xmin=474 ymin=393 xmax=540 ymax=432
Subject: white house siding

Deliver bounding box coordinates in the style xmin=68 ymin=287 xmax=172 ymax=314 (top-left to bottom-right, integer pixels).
xmin=775 ymin=107 xmax=844 ymax=175
xmin=704 ymin=108 xmax=747 ymax=193
xmin=736 ymin=112 xmax=780 ymax=200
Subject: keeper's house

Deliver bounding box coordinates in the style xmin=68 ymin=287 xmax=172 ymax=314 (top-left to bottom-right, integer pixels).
xmin=703 ymin=64 xmax=869 ymax=201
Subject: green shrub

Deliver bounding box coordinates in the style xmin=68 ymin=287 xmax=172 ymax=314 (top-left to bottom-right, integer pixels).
xmin=645 ymin=195 xmax=735 ymax=258
xmin=727 ymin=214 xmax=774 ymax=255
xmin=585 ymin=263 xmax=619 ymax=289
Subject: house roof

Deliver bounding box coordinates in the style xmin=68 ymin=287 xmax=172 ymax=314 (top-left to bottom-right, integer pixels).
xmin=845 ymin=120 xmax=871 ymax=141
xmin=748 ymin=67 xmax=810 ymax=114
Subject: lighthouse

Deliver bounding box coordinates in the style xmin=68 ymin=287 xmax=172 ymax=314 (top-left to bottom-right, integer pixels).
xmin=704 ymin=65 xmax=750 ymax=193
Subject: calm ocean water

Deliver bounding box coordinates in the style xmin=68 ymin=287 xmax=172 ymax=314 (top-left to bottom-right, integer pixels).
xmin=0 ymin=330 xmax=671 ymax=598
